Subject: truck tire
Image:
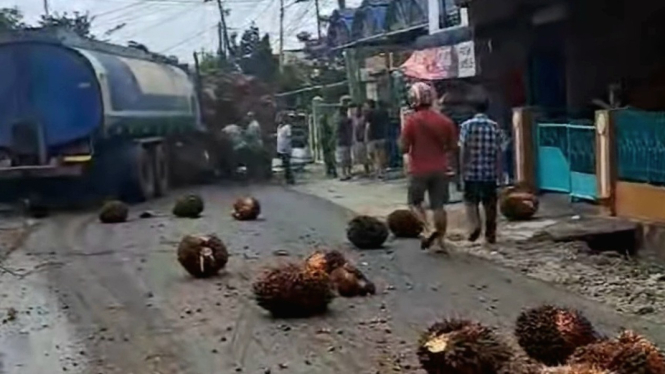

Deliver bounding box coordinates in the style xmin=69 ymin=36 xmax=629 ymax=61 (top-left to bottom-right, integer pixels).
xmin=153 ymin=144 xmax=169 ymax=197
xmin=123 ymin=145 xmax=156 ymax=202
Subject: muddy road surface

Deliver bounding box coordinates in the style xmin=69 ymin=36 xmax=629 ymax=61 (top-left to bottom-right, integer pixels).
xmin=0 ymin=184 xmax=664 ymax=374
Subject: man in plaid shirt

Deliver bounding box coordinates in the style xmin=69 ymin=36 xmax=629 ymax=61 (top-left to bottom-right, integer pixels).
xmin=459 ymin=96 xmax=506 ymax=244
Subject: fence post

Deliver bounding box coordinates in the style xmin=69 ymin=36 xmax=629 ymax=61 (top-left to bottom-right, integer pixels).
xmin=595 ymin=109 xmax=617 ymax=215
xmin=311 ymin=97 xmax=324 ymax=163
xmin=512 ymin=107 xmax=537 ymax=190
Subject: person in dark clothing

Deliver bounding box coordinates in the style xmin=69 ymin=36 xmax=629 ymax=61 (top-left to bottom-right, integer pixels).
xmin=459 ymin=95 xmax=506 ymax=244
xmin=365 ymin=99 xmax=389 ymax=179
xmin=320 ymin=113 xmax=337 ymax=178
xmin=336 ymin=105 xmax=354 ymax=180
xmin=351 ymin=104 xmax=370 ymax=176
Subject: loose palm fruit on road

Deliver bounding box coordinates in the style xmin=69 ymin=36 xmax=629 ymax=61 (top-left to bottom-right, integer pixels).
xmin=99 ymin=200 xmax=129 ymax=224
xmin=568 ymin=330 xmax=665 ymax=374
xmin=232 ymin=196 xmax=261 ymax=221
xmin=304 ymin=249 xmax=347 ymax=274
xmin=329 ymin=263 xmax=375 ymax=297
xmin=417 ymin=318 xmax=513 ymax=374
xmin=515 ymin=305 xmax=598 ymax=366
xmin=252 ymin=263 xmax=334 ymax=318
xmin=387 ymin=209 xmax=423 ymax=238
xmin=177 ymin=234 xmax=228 ymax=278
xmin=173 ymin=194 xmax=204 ymax=218
xmin=346 ymin=215 xmax=389 ymax=249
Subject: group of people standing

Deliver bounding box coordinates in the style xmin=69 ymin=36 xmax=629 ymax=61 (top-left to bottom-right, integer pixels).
xmin=334 ymin=99 xmax=390 ymax=181
xmin=400 ymin=82 xmax=506 ymax=252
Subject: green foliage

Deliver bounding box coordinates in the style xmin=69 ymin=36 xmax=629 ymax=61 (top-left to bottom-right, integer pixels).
xmin=233 ymin=23 xmax=278 ymax=83
xmin=39 ymin=11 xmax=95 ymax=38
xmin=0 ymin=7 xmax=25 ymax=31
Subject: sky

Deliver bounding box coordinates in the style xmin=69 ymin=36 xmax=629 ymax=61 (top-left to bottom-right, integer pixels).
xmin=0 ymin=0 xmax=361 ymax=62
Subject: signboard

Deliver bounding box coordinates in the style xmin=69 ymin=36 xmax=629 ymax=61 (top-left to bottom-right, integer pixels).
xmin=455 ymin=41 xmax=477 ymax=78
xmin=400 ymin=40 xmax=477 ymax=80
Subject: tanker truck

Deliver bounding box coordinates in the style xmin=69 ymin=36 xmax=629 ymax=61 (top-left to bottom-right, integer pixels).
xmin=0 ymin=29 xmax=212 ymax=204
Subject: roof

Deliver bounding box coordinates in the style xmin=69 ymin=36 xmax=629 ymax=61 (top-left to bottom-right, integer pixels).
xmin=351 ymin=0 xmax=391 ymax=40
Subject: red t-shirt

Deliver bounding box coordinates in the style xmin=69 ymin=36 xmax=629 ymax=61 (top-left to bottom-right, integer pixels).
xmin=401 ymin=109 xmax=456 ymax=176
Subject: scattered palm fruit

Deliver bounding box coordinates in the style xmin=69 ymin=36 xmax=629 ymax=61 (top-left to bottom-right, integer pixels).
xmin=387 ymin=209 xmax=424 ymax=238
xmin=232 ymin=197 xmax=261 ymax=221
xmin=417 ymin=318 xmax=512 ymax=374
xmin=177 ymin=234 xmax=228 ymax=278
xmin=329 ymin=263 xmax=376 ymax=297
xmin=500 ymin=182 xmax=539 ymax=221
xmin=346 ymin=215 xmax=389 ymax=249
xmin=515 ymin=305 xmax=598 ymax=366
xmin=172 ymin=194 xmax=204 ymax=218
xmin=568 ymin=330 xmax=665 ymax=374
xmin=304 ymin=249 xmax=347 ymax=274
xmin=99 ymin=200 xmax=129 ymax=223
xmin=252 ymin=263 xmax=334 ymax=318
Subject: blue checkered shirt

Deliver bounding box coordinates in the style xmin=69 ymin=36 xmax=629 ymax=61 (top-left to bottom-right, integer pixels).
xmin=459 ymin=114 xmax=506 ymax=182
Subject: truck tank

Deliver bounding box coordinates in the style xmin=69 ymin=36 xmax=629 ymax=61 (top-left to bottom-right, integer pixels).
xmin=0 ymin=30 xmax=206 ymax=205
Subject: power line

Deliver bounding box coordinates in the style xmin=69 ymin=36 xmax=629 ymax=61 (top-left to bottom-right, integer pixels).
xmin=120 ymin=3 xmax=205 ymax=39
xmin=93 ymin=1 xmax=147 ymax=18
xmin=160 ymin=24 xmax=218 ymax=53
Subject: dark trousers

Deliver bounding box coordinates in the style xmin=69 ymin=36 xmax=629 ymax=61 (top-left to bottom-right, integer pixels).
xmin=279 ymin=152 xmax=294 ymax=184
xmin=322 ymin=149 xmax=337 ymax=178
xmin=463 ymin=181 xmax=498 ymax=239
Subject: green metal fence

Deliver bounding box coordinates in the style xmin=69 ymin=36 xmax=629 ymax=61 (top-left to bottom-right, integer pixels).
xmin=311 ymin=99 xmax=342 ymax=164
xmin=616 ymin=109 xmax=665 ymax=185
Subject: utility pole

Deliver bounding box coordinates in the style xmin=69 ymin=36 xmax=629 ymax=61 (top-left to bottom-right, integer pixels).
xmin=279 ymin=0 xmax=284 ymax=72
xmin=43 ymin=0 xmax=50 ymax=16
xmin=217 ymin=21 xmax=224 ymax=57
xmin=314 ymin=0 xmax=322 ymax=40
xmin=205 ymin=0 xmax=230 ymax=58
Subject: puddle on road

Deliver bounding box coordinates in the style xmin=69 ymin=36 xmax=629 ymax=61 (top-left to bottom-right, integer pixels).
xmin=0 ymin=251 xmax=87 ymax=374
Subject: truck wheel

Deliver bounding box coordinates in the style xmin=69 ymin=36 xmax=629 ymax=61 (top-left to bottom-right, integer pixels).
xmin=153 ymin=144 xmax=169 ymax=197
xmin=123 ymin=145 xmax=155 ymax=202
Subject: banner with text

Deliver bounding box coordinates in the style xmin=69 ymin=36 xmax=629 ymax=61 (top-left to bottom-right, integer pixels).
xmin=400 ymin=41 xmax=476 ymax=80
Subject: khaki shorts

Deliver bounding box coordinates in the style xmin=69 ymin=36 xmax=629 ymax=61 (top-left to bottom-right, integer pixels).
xmin=353 ymin=142 xmax=367 ymax=164
xmin=367 ymin=139 xmax=386 ymax=156
xmin=408 ymin=171 xmax=450 ymax=209
xmin=336 ymin=146 xmax=352 ymax=167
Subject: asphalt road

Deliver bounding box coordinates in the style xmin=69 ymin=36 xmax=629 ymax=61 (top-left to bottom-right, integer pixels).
xmin=0 ymin=183 xmax=663 ymax=374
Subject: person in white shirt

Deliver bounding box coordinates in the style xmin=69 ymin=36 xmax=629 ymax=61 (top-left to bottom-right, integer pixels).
xmin=276 ymin=113 xmax=294 ymax=185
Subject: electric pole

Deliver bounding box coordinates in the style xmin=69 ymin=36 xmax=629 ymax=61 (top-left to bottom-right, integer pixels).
xmin=217 ymin=21 xmax=224 ymax=57
xmin=279 ymin=0 xmax=284 ymax=72
xmin=314 ymin=0 xmax=322 ymax=39
xmin=43 ymin=0 xmax=50 ymax=16
xmin=205 ymin=0 xmax=230 ymax=58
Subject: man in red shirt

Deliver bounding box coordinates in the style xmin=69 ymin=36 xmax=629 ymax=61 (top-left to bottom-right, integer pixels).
xmin=400 ymin=82 xmax=457 ymax=252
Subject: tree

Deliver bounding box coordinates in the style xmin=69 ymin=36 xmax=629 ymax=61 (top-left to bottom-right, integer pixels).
xmin=0 ymin=7 xmax=25 ymax=31
xmin=39 ymin=12 xmax=95 ymax=38
xmin=234 ymin=24 xmax=278 ymax=83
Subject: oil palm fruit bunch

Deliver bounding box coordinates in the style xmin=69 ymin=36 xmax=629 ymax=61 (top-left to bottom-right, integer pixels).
xmin=329 ymin=263 xmax=376 ymax=297
xmin=304 ymin=249 xmax=347 ymax=274
xmin=232 ymin=197 xmax=261 ymax=221
xmin=417 ymin=318 xmax=513 ymax=374
xmin=387 ymin=209 xmax=423 ymax=238
xmin=99 ymin=200 xmax=129 ymax=223
xmin=252 ymin=263 xmax=334 ymax=318
xmin=172 ymin=194 xmax=204 ymax=218
xmin=542 ymin=364 xmax=613 ymax=374
xmin=346 ymin=215 xmax=389 ymax=249
xmin=177 ymin=234 xmax=228 ymax=278
xmin=568 ymin=330 xmax=665 ymax=374
xmin=515 ymin=305 xmax=598 ymax=366
xmin=500 ymin=182 xmax=539 ymax=221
